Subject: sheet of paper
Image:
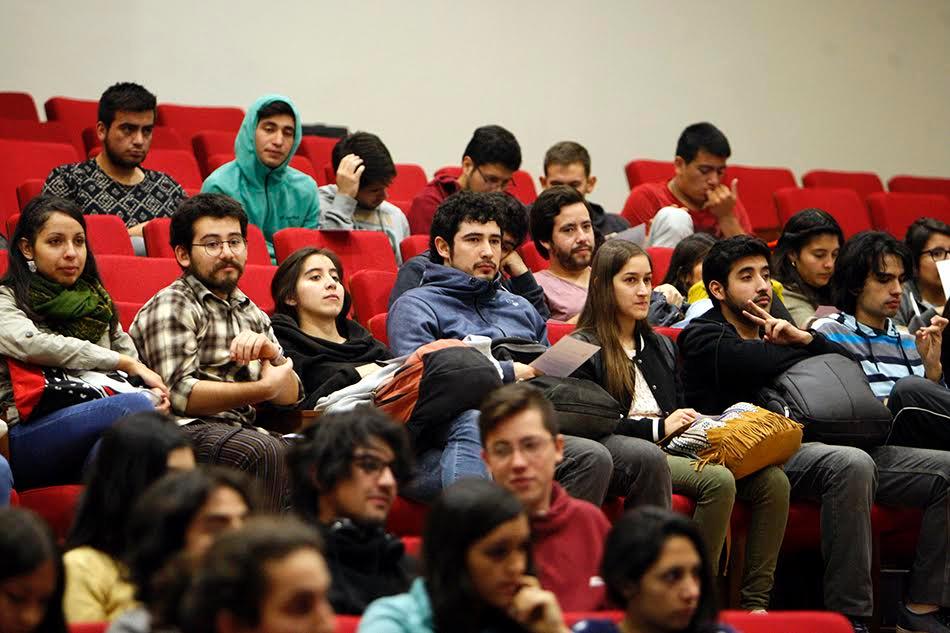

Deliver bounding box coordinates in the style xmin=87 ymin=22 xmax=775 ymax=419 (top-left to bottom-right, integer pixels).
xmin=607 ymin=223 xmax=647 ymax=246
xmin=937 ymin=260 xmax=950 ymax=306
xmin=529 ymin=335 xmax=600 ymax=378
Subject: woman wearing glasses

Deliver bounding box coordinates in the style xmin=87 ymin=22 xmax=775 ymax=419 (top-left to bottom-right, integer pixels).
xmin=898 ymin=217 xmax=950 ymax=329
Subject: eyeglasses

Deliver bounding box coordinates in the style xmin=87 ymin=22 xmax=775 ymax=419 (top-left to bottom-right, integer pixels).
xmin=476 ymin=166 xmax=513 ymax=190
xmin=486 ymin=435 xmax=553 ymax=461
xmin=192 ymin=237 xmax=247 ymax=257
xmin=352 ymin=454 xmax=398 ymax=478
xmin=922 ymin=247 xmax=950 ymax=262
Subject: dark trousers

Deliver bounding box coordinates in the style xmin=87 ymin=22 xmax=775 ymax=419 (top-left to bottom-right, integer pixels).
xmin=887 ymin=375 xmax=950 ymax=450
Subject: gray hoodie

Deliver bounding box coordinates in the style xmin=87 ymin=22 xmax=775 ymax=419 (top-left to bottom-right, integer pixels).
xmin=318 ymin=185 xmax=411 ymax=264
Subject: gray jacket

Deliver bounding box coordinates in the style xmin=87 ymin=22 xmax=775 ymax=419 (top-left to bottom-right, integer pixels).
xmin=317 ymin=185 xmax=411 ymax=264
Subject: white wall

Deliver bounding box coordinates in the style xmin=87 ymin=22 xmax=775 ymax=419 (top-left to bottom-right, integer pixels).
xmin=2 ymin=0 xmax=948 ymax=212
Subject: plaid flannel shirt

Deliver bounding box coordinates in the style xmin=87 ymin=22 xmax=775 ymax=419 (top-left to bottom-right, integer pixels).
xmin=130 ymin=273 xmax=300 ymax=426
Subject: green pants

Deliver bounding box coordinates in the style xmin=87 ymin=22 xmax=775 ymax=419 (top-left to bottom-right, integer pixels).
xmin=667 ymin=455 xmax=790 ymax=610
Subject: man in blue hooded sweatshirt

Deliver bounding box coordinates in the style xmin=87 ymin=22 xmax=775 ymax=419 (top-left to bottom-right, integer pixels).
xmin=202 ymin=94 xmax=319 ymax=258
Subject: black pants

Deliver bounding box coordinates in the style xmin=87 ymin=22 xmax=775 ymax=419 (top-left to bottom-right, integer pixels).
xmin=887 ymin=375 xmax=950 ymax=450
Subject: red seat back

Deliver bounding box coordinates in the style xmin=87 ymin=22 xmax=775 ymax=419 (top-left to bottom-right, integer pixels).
xmin=192 ymin=130 xmax=236 ymax=177
xmin=83 ymin=125 xmax=185 ymax=156
xmin=646 ymin=246 xmax=673 ymax=282
xmin=563 ymin=612 xmax=625 ymax=627
xmin=719 ymin=610 xmax=853 ymax=632
xmin=386 ymin=495 xmax=429 ymax=536
xmin=297 ymin=136 xmax=339 ymax=185
xmin=141 ymin=149 xmax=203 ymax=190
xmin=389 ymin=164 xmax=428 ymax=201
xmin=272 ymin=228 xmax=397 ymax=274
xmin=724 ymin=165 xmax=795 ymax=236
xmin=624 ymin=159 xmax=675 ymax=189
xmin=16 ymin=485 xmax=84 ymax=543
xmin=0 ymin=250 xmax=8 ymax=277
xmin=237 ymin=264 xmax=277 ymax=315
xmin=546 ymin=320 xmax=575 ymax=344
xmin=508 ymin=170 xmax=537 ymax=204
xmin=0 ymin=92 xmax=39 ymax=121
xmin=773 ymin=187 xmax=872 ymax=238
xmin=518 ymin=240 xmax=549 ymax=273
xmin=156 ymin=104 xmax=244 ymax=144
xmin=97 ymin=255 xmax=182 ymax=305
xmin=43 ymin=96 xmax=98 ymax=155
xmin=349 ymin=269 xmax=397 ymax=324
xmin=654 ymin=326 xmax=682 ymax=345
xmin=143 ymin=218 xmax=271 ymax=265
xmin=368 ymin=313 xmax=388 ymax=346
xmin=399 ymin=235 xmax=430 ymax=262
xmin=803 ymin=169 xmax=884 ymax=200
xmin=0 ymin=120 xmax=70 ymax=144
xmin=866 ymin=192 xmax=950 ymax=238
xmin=0 ymin=139 xmax=80 ymax=234
xmin=17 ymin=179 xmax=45 ymax=211
xmin=888 ymin=175 xmax=950 ymax=199
xmin=83 ymin=215 xmax=134 ymax=256
xmin=288 ymin=155 xmax=319 ymax=181
xmin=69 ymin=623 xmax=109 ymax=633
xmin=334 ymin=616 xmax=360 ymax=633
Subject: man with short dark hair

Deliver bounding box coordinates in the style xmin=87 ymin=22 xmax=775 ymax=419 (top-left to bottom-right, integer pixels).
xmin=407 ymin=124 xmax=521 ymax=234
xmin=288 ymin=407 xmax=415 ymax=615
xmin=43 ymin=82 xmax=186 ymax=252
xmin=130 ymin=193 xmax=302 ymax=511
xmin=540 ymin=140 xmax=629 ymax=236
xmin=530 ymin=185 xmax=594 ymax=322
xmin=679 ymin=235 xmax=950 ymax=632
xmin=202 ymin=94 xmax=319 ymax=258
xmin=318 ymin=132 xmax=410 ymax=263
xmin=480 ymin=383 xmax=610 ymax=612
xmin=622 ymin=122 xmax=752 ymax=246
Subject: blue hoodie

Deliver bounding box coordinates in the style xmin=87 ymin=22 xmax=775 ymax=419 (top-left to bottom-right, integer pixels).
xmin=387 ymin=259 xmax=549 ymax=381
xmin=201 ymin=94 xmax=319 ymax=258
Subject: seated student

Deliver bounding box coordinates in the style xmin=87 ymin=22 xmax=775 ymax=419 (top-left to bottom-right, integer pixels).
xmin=571 ymin=507 xmax=730 ymax=633
xmin=43 ymin=82 xmax=186 ymax=254
xmin=0 ymin=508 xmax=67 ymax=633
xmin=201 ymin=94 xmax=319 ymax=258
xmin=360 ymin=478 xmax=570 ymax=633
xmin=270 ymin=247 xmax=392 ymax=409
xmin=408 ymin=125 xmax=522 ymax=234
xmin=389 ymin=190 xmax=671 ymax=510
xmin=0 ymin=195 xmax=166 ymax=490
xmin=177 ymin=517 xmax=334 ymax=633
xmin=650 ymin=232 xmax=717 ymax=326
xmin=130 ymin=194 xmax=302 ymax=510
xmin=539 ymin=140 xmax=630 ymax=236
xmin=530 ymin=186 xmax=594 ymax=322
xmin=678 ymin=235 xmax=950 ymax=632
xmin=897 ymin=217 xmax=950 ymax=327
xmin=288 ymin=407 xmax=415 ymax=615
xmin=390 ymin=192 xmax=549 ymax=319
xmin=772 ymin=209 xmax=843 ymax=327
xmin=319 ymin=132 xmax=411 ymax=263
xmin=569 ymin=239 xmax=789 ymax=612
xmin=622 ymin=122 xmax=753 ymax=246
xmin=812 ymin=231 xmax=950 ymax=451
xmin=108 ymin=466 xmax=260 ymax=633
xmin=63 ymin=413 xmax=194 ymax=623
xmin=479 ymin=383 xmax=610 ymax=612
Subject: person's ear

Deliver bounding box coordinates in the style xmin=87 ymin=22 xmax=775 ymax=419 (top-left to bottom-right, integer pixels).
xmin=174 ymin=244 xmax=191 ymax=269
xmin=673 ymin=156 xmax=686 ymax=176
xmin=789 ymin=252 xmax=799 ymax=268
xmin=539 ymin=175 xmax=549 ymax=190
xmin=18 ymin=237 xmax=33 ymax=261
xmin=96 ymin=121 xmax=107 ymax=144
xmin=434 ymin=236 xmax=452 ymax=262
xmin=553 ymin=434 xmax=564 ymax=465
xmin=708 ymin=279 xmax=726 ymax=302
xmin=586 ymin=175 xmax=598 ymax=194
xmin=461 ymin=156 xmax=474 ymax=175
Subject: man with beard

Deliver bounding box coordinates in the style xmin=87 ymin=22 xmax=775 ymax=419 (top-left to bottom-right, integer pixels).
xmin=530 ymin=185 xmax=595 ymax=322
xmin=318 ymin=132 xmax=410 ymax=264
xmin=43 ymin=82 xmax=186 ymax=254
xmin=130 ymin=194 xmax=302 ymax=511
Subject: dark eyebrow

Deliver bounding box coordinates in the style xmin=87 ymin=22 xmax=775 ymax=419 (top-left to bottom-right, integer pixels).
xmin=302 ymin=266 xmax=337 ymax=276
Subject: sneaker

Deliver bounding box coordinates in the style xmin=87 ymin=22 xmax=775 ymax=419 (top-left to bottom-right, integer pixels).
xmin=849 ymin=618 xmax=870 ymax=633
xmin=897 ymin=603 xmax=950 ymax=633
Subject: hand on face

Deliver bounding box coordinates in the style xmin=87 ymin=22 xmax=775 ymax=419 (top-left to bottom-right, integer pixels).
xmin=508 ymin=576 xmax=569 ymax=633
xmin=742 ymin=299 xmax=813 ymax=347
xmin=501 ymin=248 xmax=529 ymax=278
xmin=336 ymin=153 xmax=365 ymax=198
xmin=703 ymin=178 xmax=739 ymax=219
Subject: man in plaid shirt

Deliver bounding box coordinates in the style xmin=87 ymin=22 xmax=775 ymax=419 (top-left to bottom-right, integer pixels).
xmin=130 ymin=194 xmax=302 ymax=509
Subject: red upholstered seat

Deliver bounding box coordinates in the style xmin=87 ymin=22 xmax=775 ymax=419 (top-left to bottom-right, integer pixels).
xmin=69 ymin=624 xmax=108 ymax=633
xmin=803 ymin=169 xmax=884 ymax=200
xmin=140 ymin=148 xmax=203 ymax=190
xmin=0 ymin=251 xmax=7 ymax=277
xmin=82 ymin=215 xmax=135 ymax=256
xmin=624 ymin=159 xmax=675 ymax=189
xmin=368 ymin=313 xmax=388 ymax=347
xmin=0 ymin=92 xmax=39 ymax=121
xmin=389 ymin=164 xmax=428 ymax=201
xmin=16 ymin=179 xmax=45 ymax=211
xmin=401 ymin=535 xmax=422 ymax=558
xmin=563 ymin=611 xmax=625 ymax=626
xmin=653 ymin=326 xmax=681 ymax=344
xmin=546 ymin=320 xmax=575 ymax=344
xmin=350 ymin=270 xmax=397 ymax=324
xmin=646 ymin=246 xmax=673 ymax=282
xmin=192 ymin=129 xmax=236 ymax=177
xmin=386 ymin=495 xmax=429 ymax=536
xmin=143 ymin=218 xmax=271 ymax=265
xmin=888 ymin=175 xmax=950 ymax=199
xmin=399 ymin=234 xmax=429 ymax=262
xmin=719 ymin=610 xmax=853 ymax=632
xmin=16 ymin=485 xmax=84 ymax=543
xmin=0 ymin=139 xmax=80 ymax=235
xmin=156 ymin=103 xmax=244 ymax=144
xmin=773 ymin=187 xmax=872 ymax=238
xmin=866 ymin=192 xmax=950 ymax=238
xmin=297 ymin=136 xmax=339 ymax=186
xmin=237 ymin=264 xmax=277 ymax=315
xmin=724 ymin=164 xmax=795 ymax=237
xmin=518 ymin=240 xmax=549 ymax=273
xmin=44 ymin=96 xmax=99 ymax=155
xmin=334 ymin=616 xmax=360 ymax=633
xmin=0 ymin=120 xmax=71 ymax=145
xmin=272 ymin=228 xmax=397 ymax=274
xmin=509 ymin=170 xmax=538 ymax=205
xmin=97 ymin=255 xmax=182 ymax=305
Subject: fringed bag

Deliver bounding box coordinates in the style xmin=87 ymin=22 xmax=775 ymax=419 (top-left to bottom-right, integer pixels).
xmin=664 ymin=402 xmax=803 ymax=479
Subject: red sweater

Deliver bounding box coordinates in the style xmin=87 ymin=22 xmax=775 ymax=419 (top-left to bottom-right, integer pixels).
xmin=408 ymin=173 xmax=461 ymax=234
xmin=622 ymin=180 xmax=753 ymax=237
xmin=531 ymin=483 xmax=610 ymax=611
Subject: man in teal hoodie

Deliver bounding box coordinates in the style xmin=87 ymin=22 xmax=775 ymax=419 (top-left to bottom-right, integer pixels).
xmin=201 ymin=94 xmax=319 ymax=258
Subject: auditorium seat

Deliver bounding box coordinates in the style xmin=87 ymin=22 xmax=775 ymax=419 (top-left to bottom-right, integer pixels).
xmin=16 ymin=485 xmax=83 ymax=543
xmin=866 ymin=192 xmax=950 ymax=238
xmin=203 ymin=152 xmax=319 ymax=183
xmin=0 ymin=91 xmax=39 ymax=121
xmin=68 ymin=624 xmax=108 ymax=633
xmin=546 ymin=320 xmax=575 ymax=344
xmin=368 ymin=313 xmax=388 ymax=346
xmin=43 ymin=96 xmax=99 ymax=156
xmin=802 ymin=169 xmax=884 ymax=200
xmin=653 ymin=326 xmax=682 ymax=344
xmin=192 ymin=129 xmax=237 ymax=177
xmin=509 ymin=169 xmax=538 ymax=205
xmin=0 ymin=250 xmax=7 ymax=276
xmin=518 ymin=240 xmax=549 ymax=273
xmin=888 ymin=174 xmax=950 ymax=199
xmin=16 ymin=179 xmax=45 ymax=211
xmin=387 ymin=495 xmax=429 ymax=536
xmin=389 ymin=164 xmax=428 ymax=202
xmin=140 ymin=149 xmax=203 ymax=190
xmin=156 ymin=103 xmax=244 ymax=144
xmin=646 ymin=246 xmax=673 ymax=282
xmin=97 ymin=255 xmax=181 ymax=306
xmin=401 ymin=536 xmax=422 ymax=558
xmin=82 ymin=215 xmax=135 ymax=256
xmin=83 ymin=125 xmax=185 ymax=156
xmin=273 ymin=228 xmax=397 ymax=274
xmin=237 ymin=264 xmax=277 ymax=315
xmin=624 ymin=159 xmax=675 ymax=189
xmin=719 ymin=610 xmax=852 ymax=632
xmin=113 ymin=301 xmax=144 ymax=330
xmin=0 ymin=120 xmax=71 ymax=144
xmin=562 ymin=612 xmax=625 ymax=626
xmin=350 ymin=269 xmax=397 ymax=324
xmin=296 ymin=136 xmax=338 ymax=185
xmin=143 ymin=217 xmax=272 ymax=265
xmin=773 ymin=187 xmax=872 ymax=238
xmin=335 ymin=616 xmax=360 ymax=633
xmin=723 ymin=164 xmax=795 ymax=239
xmin=0 ymin=139 xmax=80 ymax=234
xmin=399 ymin=234 xmax=430 ymax=262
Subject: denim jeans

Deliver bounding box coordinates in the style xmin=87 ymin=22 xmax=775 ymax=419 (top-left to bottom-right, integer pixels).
xmin=0 ymin=456 xmax=12 ymax=506
xmin=8 ymin=392 xmax=154 ymax=490
xmin=402 ymin=409 xmax=489 ymax=501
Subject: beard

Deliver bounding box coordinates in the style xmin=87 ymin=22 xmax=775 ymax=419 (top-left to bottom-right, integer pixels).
xmin=188 ymin=260 xmax=244 ymax=295
xmin=102 ymin=138 xmax=144 ymax=169
xmin=554 ymin=245 xmax=592 ymax=272
xmin=723 ymin=292 xmax=770 ymax=326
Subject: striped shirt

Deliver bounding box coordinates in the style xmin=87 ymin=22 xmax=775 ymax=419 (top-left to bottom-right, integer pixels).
xmin=811 ymin=312 xmax=922 ymax=399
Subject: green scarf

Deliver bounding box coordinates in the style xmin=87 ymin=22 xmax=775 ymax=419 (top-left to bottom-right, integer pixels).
xmin=29 ymin=275 xmax=115 ymax=343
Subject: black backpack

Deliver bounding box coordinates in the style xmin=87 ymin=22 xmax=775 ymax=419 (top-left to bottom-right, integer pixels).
xmin=528 ymin=375 xmax=625 ymax=440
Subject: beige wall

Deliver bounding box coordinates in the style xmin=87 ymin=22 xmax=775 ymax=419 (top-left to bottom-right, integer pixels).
xmin=2 ymin=0 xmax=948 ymax=212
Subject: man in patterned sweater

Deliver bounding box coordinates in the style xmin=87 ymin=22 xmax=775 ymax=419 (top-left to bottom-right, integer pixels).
xmin=43 ymin=82 xmax=186 ymax=254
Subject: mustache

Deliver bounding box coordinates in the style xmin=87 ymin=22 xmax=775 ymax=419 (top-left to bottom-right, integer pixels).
xmin=214 ymin=260 xmax=243 ymax=272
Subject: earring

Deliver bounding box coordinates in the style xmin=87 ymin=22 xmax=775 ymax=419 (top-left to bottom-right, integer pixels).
xmin=27 ymin=260 xmax=36 ymax=273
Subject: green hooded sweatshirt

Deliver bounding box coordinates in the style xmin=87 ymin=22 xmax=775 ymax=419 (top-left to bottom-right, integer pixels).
xmin=201 ymin=94 xmax=319 ymax=259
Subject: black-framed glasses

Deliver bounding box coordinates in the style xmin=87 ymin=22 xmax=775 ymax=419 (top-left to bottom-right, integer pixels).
xmin=192 ymin=237 xmax=247 ymax=257
xmin=922 ymin=247 xmax=950 ymax=262
xmin=476 ymin=166 xmax=513 ymax=190
xmin=352 ymin=454 xmax=397 ymax=478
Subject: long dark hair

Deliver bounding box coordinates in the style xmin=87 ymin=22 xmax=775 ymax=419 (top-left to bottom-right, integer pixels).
xmin=423 ymin=479 xmax=529 ymax=633
xmin=772 ymin=208 xmax=843 ymax=307
xmin=271 ymin=246 xmax=350 ymax=333
xmin=2 ymin=194 xmax=112 ymax=326
xmin=0 ymin=508 xmax=68 ymax=633
xmin=661 ymin=233 xmax=717 ymax=296
xmin=65 ymin=412 xmax=191 ymax=558
xmin=576 ymin=239 xmax=653 ymax=404
xmin=602 ymin=507 xmax=718 ymax=633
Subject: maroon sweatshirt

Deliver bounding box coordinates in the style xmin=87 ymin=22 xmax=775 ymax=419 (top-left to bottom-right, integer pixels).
xmin=407 ymin=173 xmax=461 ymax=234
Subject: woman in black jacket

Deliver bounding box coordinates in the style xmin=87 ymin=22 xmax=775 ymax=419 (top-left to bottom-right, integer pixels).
xmin=570 ymin=239 xmax=789 ymax=612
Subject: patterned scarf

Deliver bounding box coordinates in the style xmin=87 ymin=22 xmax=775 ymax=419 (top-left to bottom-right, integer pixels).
xmin=29 ymin=274 xmax=114 ymax=343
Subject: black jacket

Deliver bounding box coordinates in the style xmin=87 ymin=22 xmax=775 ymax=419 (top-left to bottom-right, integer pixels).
xmin=271 ymin=313 xmax=392 ymax=409
xmin=570 ymin=328 xmax=684 ymax=441
xmin=677 ymin=305 xmax=847 ymax=414
xmin=589 ymin=201 xmax=630 ymax=236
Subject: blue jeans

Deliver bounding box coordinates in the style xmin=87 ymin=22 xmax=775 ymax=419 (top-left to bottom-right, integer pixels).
xmin=8 ymin=392 xmax=154 ymax=490
xmin=0 ymin=456 xmax=12 ymax=506
xmin=402 ymin=409 xmax=489 ymax=501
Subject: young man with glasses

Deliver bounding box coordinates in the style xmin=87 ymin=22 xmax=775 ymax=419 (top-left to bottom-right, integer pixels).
xmin=130 ymin=193 xmax=302 ymax=511
xmin=479 ymin=383 xmax=611 ymax=612
xmin=407 ymin=124 xmax=522 ymax=234
xmin=287 ymin=406 xmax=416 ymax=615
